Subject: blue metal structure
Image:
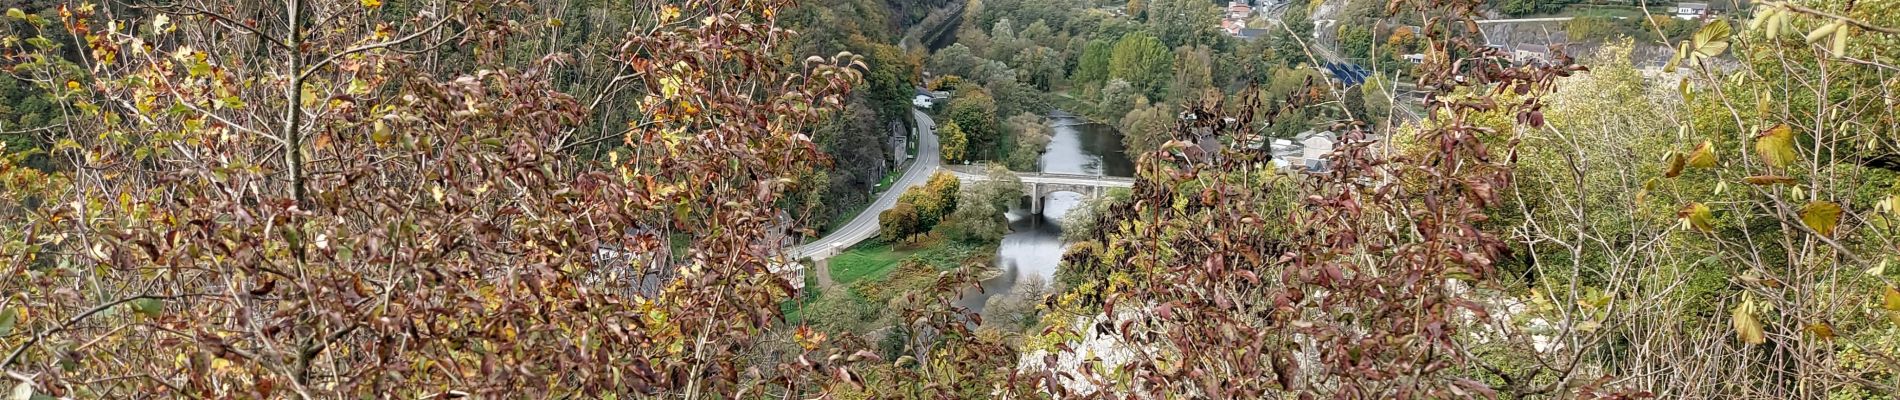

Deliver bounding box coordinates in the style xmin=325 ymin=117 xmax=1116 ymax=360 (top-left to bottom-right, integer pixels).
xmin=1323 ymin=62 xmax=1371 ymax=86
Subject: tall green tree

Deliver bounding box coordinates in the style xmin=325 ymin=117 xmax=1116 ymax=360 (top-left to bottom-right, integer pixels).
xmin=946 ymin=86 xmax=1002 ymax=158
xmin=1144 ymin=0 xmax=1222 ymax=47
xmin=1118 ymin=99 xmax=1174 ymax=154
xmin=1108 ymin=31 xmax=1172 ymax=98
xmin=1004 ymin=113 xmax=1052 ymax=171
xmin=1167 ymin=45 xmax=1213 ymax=104
xmin=940 ymin=165 xmax=1023 ymax=243
xmin=1072 ymin=39 xmax=1114 ymax=87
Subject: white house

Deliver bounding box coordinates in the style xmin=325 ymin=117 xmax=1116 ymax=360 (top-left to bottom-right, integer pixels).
xmin=1675 ymin=2 xmax=1711 ymax=19
xmin=1295 ymin=131 xmax=1337 ymax=172
xmin=1226 ymin=2 xmax=1253 ymax=19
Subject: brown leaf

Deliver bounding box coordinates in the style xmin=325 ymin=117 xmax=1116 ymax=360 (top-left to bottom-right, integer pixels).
xmin=1743 ymin=175 xmax=1797 ymax=185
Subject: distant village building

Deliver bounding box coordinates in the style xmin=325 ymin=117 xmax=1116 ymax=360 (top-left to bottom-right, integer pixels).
xmin=1293 ymin=130 xmax=1337 ymax=172
xmin=1675 ymin=2 xmax=1713 ymax=19
xmin=1226 ymin=1 xmax=1254 ymax=19
xmin=1268 ymin=138 xmax=1299 ymax=170
xmin=1512 ymin=44 xmax=1551 ymax=64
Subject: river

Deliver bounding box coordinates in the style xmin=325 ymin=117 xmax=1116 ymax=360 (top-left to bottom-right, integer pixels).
xmin=961 ymin=112 xmax=1131 ymax=314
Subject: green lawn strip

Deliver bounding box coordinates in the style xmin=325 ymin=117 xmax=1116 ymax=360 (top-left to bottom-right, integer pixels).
xmin=873 ymin=167 xmax=902 ymax=192
xmin=828 ymin=241 xmax=916 ymax=285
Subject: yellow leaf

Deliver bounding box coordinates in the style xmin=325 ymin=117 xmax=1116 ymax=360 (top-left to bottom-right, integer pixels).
xmin=1754 ymin=124 xmax=1798 ymax=169
xmin=1663 ymin=152 xmax=1686 ymax=178
xmin=360 ymin=0 xmax=382 ymax=8
xmin=1731 ymin=297 xmax=1766 ymax=345
xmin=1679 ymin=202 xmax=1715 ymax=232
xmin=1804 ymin=322 xmax=1834 ymax=340
xmin=1800 ymin=201 xmax=1842 ymax=236
xmin=660 ymin=5 xmax=681 ymax=23
xmin=1883 ymin=286 xmax=1900 ymax=311
xmin=1686 ymin=140 xmax=1717 ymax=168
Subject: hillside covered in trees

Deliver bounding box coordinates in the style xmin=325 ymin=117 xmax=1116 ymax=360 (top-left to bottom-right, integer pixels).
xmin=3 ymin=0 xmax=1900 ymax=398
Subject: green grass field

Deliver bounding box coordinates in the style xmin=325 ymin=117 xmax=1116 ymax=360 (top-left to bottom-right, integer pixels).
xmin=827 ymin=243 xmax=916 ymax=284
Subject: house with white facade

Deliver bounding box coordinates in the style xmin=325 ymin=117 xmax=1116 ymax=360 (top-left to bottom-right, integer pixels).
xmin=1295 ymin=130 xmax=1337 ymax=172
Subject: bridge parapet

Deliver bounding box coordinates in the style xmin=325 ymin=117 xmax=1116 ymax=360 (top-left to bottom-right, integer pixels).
xmin=948 ymin=166 xmax=1133 ymax=214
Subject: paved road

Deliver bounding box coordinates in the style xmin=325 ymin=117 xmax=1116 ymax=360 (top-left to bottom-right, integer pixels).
xmin=790 ymin=108 xmax=940 ymax=260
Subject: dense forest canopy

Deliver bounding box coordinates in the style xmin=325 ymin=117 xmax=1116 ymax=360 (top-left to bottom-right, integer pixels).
xmin=2 ymin=0 xmax=1899 ymax=398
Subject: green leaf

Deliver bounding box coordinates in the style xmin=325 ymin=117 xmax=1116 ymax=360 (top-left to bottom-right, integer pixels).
xmin=129 ymin=298 xmax=164 ymax=318
xmin=1691 ymin=19 xmax=1732 ymax=61
xmin=1800 ymin=201 xmax=1842 ymax=236
xmin=1754 ymin=124 xmax=1798 ymax=169
xmin=1679 ymin=202 xmax=1715 ymax=232
xmin=1883 ymin=286 xmax=1900 ymax=311
xmin=23 ymin=36 xmax=53 ymax=51
xmin=0 ymin=307 xmax=16 ymax=337
xmin=188 ymin=60 xmax=213 ymax=77
xmin=5 ymin=8 xmax=24 ymax=20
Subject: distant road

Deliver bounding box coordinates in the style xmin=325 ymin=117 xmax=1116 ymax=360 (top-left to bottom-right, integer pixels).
xmin=790 ymin=108 xmax=940 ymax=260
xmin=1475 ymin=17 xmax=1577 ymax=24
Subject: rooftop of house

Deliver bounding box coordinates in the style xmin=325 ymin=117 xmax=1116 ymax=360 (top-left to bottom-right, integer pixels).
xmin=1293 ymin=130 xmax=1337 ymax=143
xmin=1514 ymin=43 xmax=1547 ymax=53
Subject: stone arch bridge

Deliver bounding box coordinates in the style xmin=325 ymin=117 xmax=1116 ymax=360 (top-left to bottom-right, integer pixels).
xmin=945 ymin=166 xmax=1134 ymax=214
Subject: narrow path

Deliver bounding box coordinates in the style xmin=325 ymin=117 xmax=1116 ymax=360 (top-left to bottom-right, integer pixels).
xmin=790 ymin=108 xmax=941 ymax=261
